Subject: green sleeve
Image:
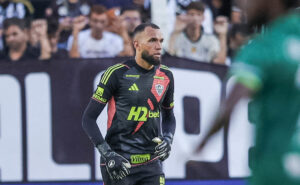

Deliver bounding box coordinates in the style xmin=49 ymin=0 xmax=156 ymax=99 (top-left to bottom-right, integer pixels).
xmin=229 ymin=40 xmax=267 ymax=92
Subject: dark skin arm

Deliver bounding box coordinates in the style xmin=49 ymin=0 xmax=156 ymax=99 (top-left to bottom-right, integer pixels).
xmin=195 ymin=82 xmax=254 ymax=153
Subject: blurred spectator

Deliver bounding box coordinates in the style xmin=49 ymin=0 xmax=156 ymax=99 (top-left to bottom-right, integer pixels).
xmin=95 ymin=0 xmax=151 ymax=22
xmin=0 ymin=0 xmax=34 ymax=51
xmin=47 ymin=19 xmax=69 ymax=59
xmin=28 ymin=19 xmax=51 ymax=60
xmin=204 ymin=0 xmax=231 ymax=18
xmin=175 ymin=0 xmax=214 ymax=34
xmin=121 ymin=6 xmax=142 ymax=37
xmin=228 ymin=23 xmax=252 ymax=58
xmin=45 ymin=0 xmax=93 ymax=50
xmin=168 ymin=1 xmax=228 ymax=64
xmin=67 ymin=5 xmax=123 ymax=58
xmin=45 ymin=0 xmax=92 ymax=18
xmin=230 ymin=5 xmax=243 ymax=24
xmin=0 ymin=18 xmax=39 ymax=61
xmin=105 ymin=6 xmax=142 ymax=56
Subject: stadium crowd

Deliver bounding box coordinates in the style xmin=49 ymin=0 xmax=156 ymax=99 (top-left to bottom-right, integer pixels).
xmin=0 ymin=0 xmax=252 ymax=65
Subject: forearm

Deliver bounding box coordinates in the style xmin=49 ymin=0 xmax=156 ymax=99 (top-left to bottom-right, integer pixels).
xmin=39 ymin=36 xmax=51 ymax=60
xmin=69 ymin=31 xmax=81 ymax=58
xmin=161 ymin=108 xmax=176 ymax=140
xmin=168 ymin=32 xmax=180 ymax=55
xmin=82 ymin=99 xmax=106 ymax=146
xmin=213 ymin=34 xmax=228 ymax=64
xmin=118 ymin=32 xmax=134 ymax=57
xmin=207 ymin=83 xmax=252 ymax=138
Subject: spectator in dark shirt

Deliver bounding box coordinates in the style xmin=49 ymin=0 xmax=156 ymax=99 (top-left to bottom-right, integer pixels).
xmin=28 ymin=19 xmax=51 ymax=60
xmin=47 ymin=19 xmax=68 ymax=59
xmin=1 ymin=18 xmax=39 ymax=62
xmin=45 ymin=0 xmax=93 ymax=50
xmin=228 ymin=23 xmax=252 ymax=58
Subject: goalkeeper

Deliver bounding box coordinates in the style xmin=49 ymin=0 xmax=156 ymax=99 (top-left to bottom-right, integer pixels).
xmin=82 ymin=23 xmax=176 ymax=185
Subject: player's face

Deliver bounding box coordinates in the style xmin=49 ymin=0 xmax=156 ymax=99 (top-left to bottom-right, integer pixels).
xmin=5 ymin=25 xmax=28 ymax=50
xmin=138 ymin=27 xmax=164 ymax=66
xmin=89 ymin=13 xmax=108 ymax=32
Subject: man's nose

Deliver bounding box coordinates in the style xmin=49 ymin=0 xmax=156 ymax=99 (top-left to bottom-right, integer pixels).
xmin=155 ymin=42 xmax=162 ymax=50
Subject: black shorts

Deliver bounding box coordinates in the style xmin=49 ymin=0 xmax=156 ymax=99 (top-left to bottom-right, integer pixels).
xmin=100 ymin=158 xmax=165 ymax=185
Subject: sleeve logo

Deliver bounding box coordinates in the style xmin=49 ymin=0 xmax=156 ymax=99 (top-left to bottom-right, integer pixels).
xmin=92 ymin=87 xmax=107 ymax=103
xmin=95 ymin=87 xmax=104 ymax=96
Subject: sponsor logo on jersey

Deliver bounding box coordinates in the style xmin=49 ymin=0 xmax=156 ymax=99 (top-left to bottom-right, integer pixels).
xmin=125 ymin=74 xmax=140 ymax=78
xmin=92 ymin=87 xmax=107 ymax=103
xmin=154 ymin=76 xmax=164 ymax=80
xmin=130 ymin=154 xmax=150 ymax=164
xmin=129 ymin=83 xmax=139 ymax=91
xmin=155 ymin=84 xmax=164 ymax=96
xmin=127 ymin=106 xmax=160 ymax=121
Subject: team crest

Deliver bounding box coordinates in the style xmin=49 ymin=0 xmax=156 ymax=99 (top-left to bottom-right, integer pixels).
xmin=155 ymin=84 xmax=164 ymax=96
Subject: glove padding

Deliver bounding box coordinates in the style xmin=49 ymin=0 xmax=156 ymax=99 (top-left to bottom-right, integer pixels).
xmin=97 ymin=142 xmax=131 ymax=181
xmin=153 ymin=136 xmax=172 ymax=161
xmin=104 ymin=151 xmax=131 ymax=180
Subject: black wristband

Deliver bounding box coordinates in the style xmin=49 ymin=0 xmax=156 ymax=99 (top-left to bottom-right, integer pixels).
xmin=96 ymin=142 xmax=112 ymax=158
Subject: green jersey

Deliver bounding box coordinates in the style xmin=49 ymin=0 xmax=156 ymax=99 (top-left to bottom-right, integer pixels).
xmin=231 ymin=12 xmax=300 ymax=185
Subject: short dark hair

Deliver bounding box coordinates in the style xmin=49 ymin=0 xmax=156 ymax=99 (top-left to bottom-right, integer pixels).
xmin=47 ymin=18 xmax=59 ymax=38
xmin=185 ymin=1 xmax=205 ymax=12
xmin=89 ymin=5 xmax=107 ymax=17
xmin=132 ymin=23 xmax=160 ymax=38
xmin=3 ymin=18 xmax=27 ymax=30
xmin=120 ymin=6 xmax=141 ymax=15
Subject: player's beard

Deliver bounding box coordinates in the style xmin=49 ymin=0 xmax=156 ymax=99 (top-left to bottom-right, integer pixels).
xmin=141 ymin=50 xmax=161 ymax=66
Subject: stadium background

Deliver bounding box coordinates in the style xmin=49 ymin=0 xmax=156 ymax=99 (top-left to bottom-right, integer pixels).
xmin=0 ymin=0 xmax=253 ymax=184
xmin=0 ymin=56 xmax=252 ymax=184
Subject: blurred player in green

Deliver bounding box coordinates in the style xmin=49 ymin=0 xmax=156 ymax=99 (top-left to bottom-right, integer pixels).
xmin=196 ymin=0 xmax=300 ymax=185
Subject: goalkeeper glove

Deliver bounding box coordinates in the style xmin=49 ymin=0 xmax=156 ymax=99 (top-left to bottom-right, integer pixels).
xmin=97 ymin=142 xmax=131 ymax=180
xmin=153 ymin=133 xmax=173 ymax=161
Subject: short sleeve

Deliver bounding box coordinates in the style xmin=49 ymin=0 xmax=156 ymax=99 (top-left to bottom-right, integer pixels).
xmin=230 ymin=41 xmax=266 ymax=92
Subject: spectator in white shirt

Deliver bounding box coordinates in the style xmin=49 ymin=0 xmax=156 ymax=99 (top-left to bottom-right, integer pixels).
xmin=67 ymin=5 xmax=123 ymax=58
xmin=168 ymin=1 xmax=228 ymax=64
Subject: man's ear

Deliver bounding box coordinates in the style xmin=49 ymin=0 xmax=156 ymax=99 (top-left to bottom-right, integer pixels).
xmin=133 ymin=40 xmax=139 ymax=50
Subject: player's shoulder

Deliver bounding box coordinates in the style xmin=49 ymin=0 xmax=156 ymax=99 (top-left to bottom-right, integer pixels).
xmin=101 ymin=62 xmax=129 ymax=85
xmin=160 ymin=64 xmax=171 ymax=71
xmin=159 ymin=64 xmax=174 ymax=78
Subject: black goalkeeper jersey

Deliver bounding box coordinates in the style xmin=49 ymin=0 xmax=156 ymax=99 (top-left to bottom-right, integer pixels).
xmin=92 ymin=60 xmax=174 ymax=157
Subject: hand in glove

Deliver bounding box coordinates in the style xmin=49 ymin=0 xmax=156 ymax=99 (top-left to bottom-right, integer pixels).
xmin=153 ymin=133 xmax=173 ymax=161
xmin=97 ymin=142 xmax=131 ymax=180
